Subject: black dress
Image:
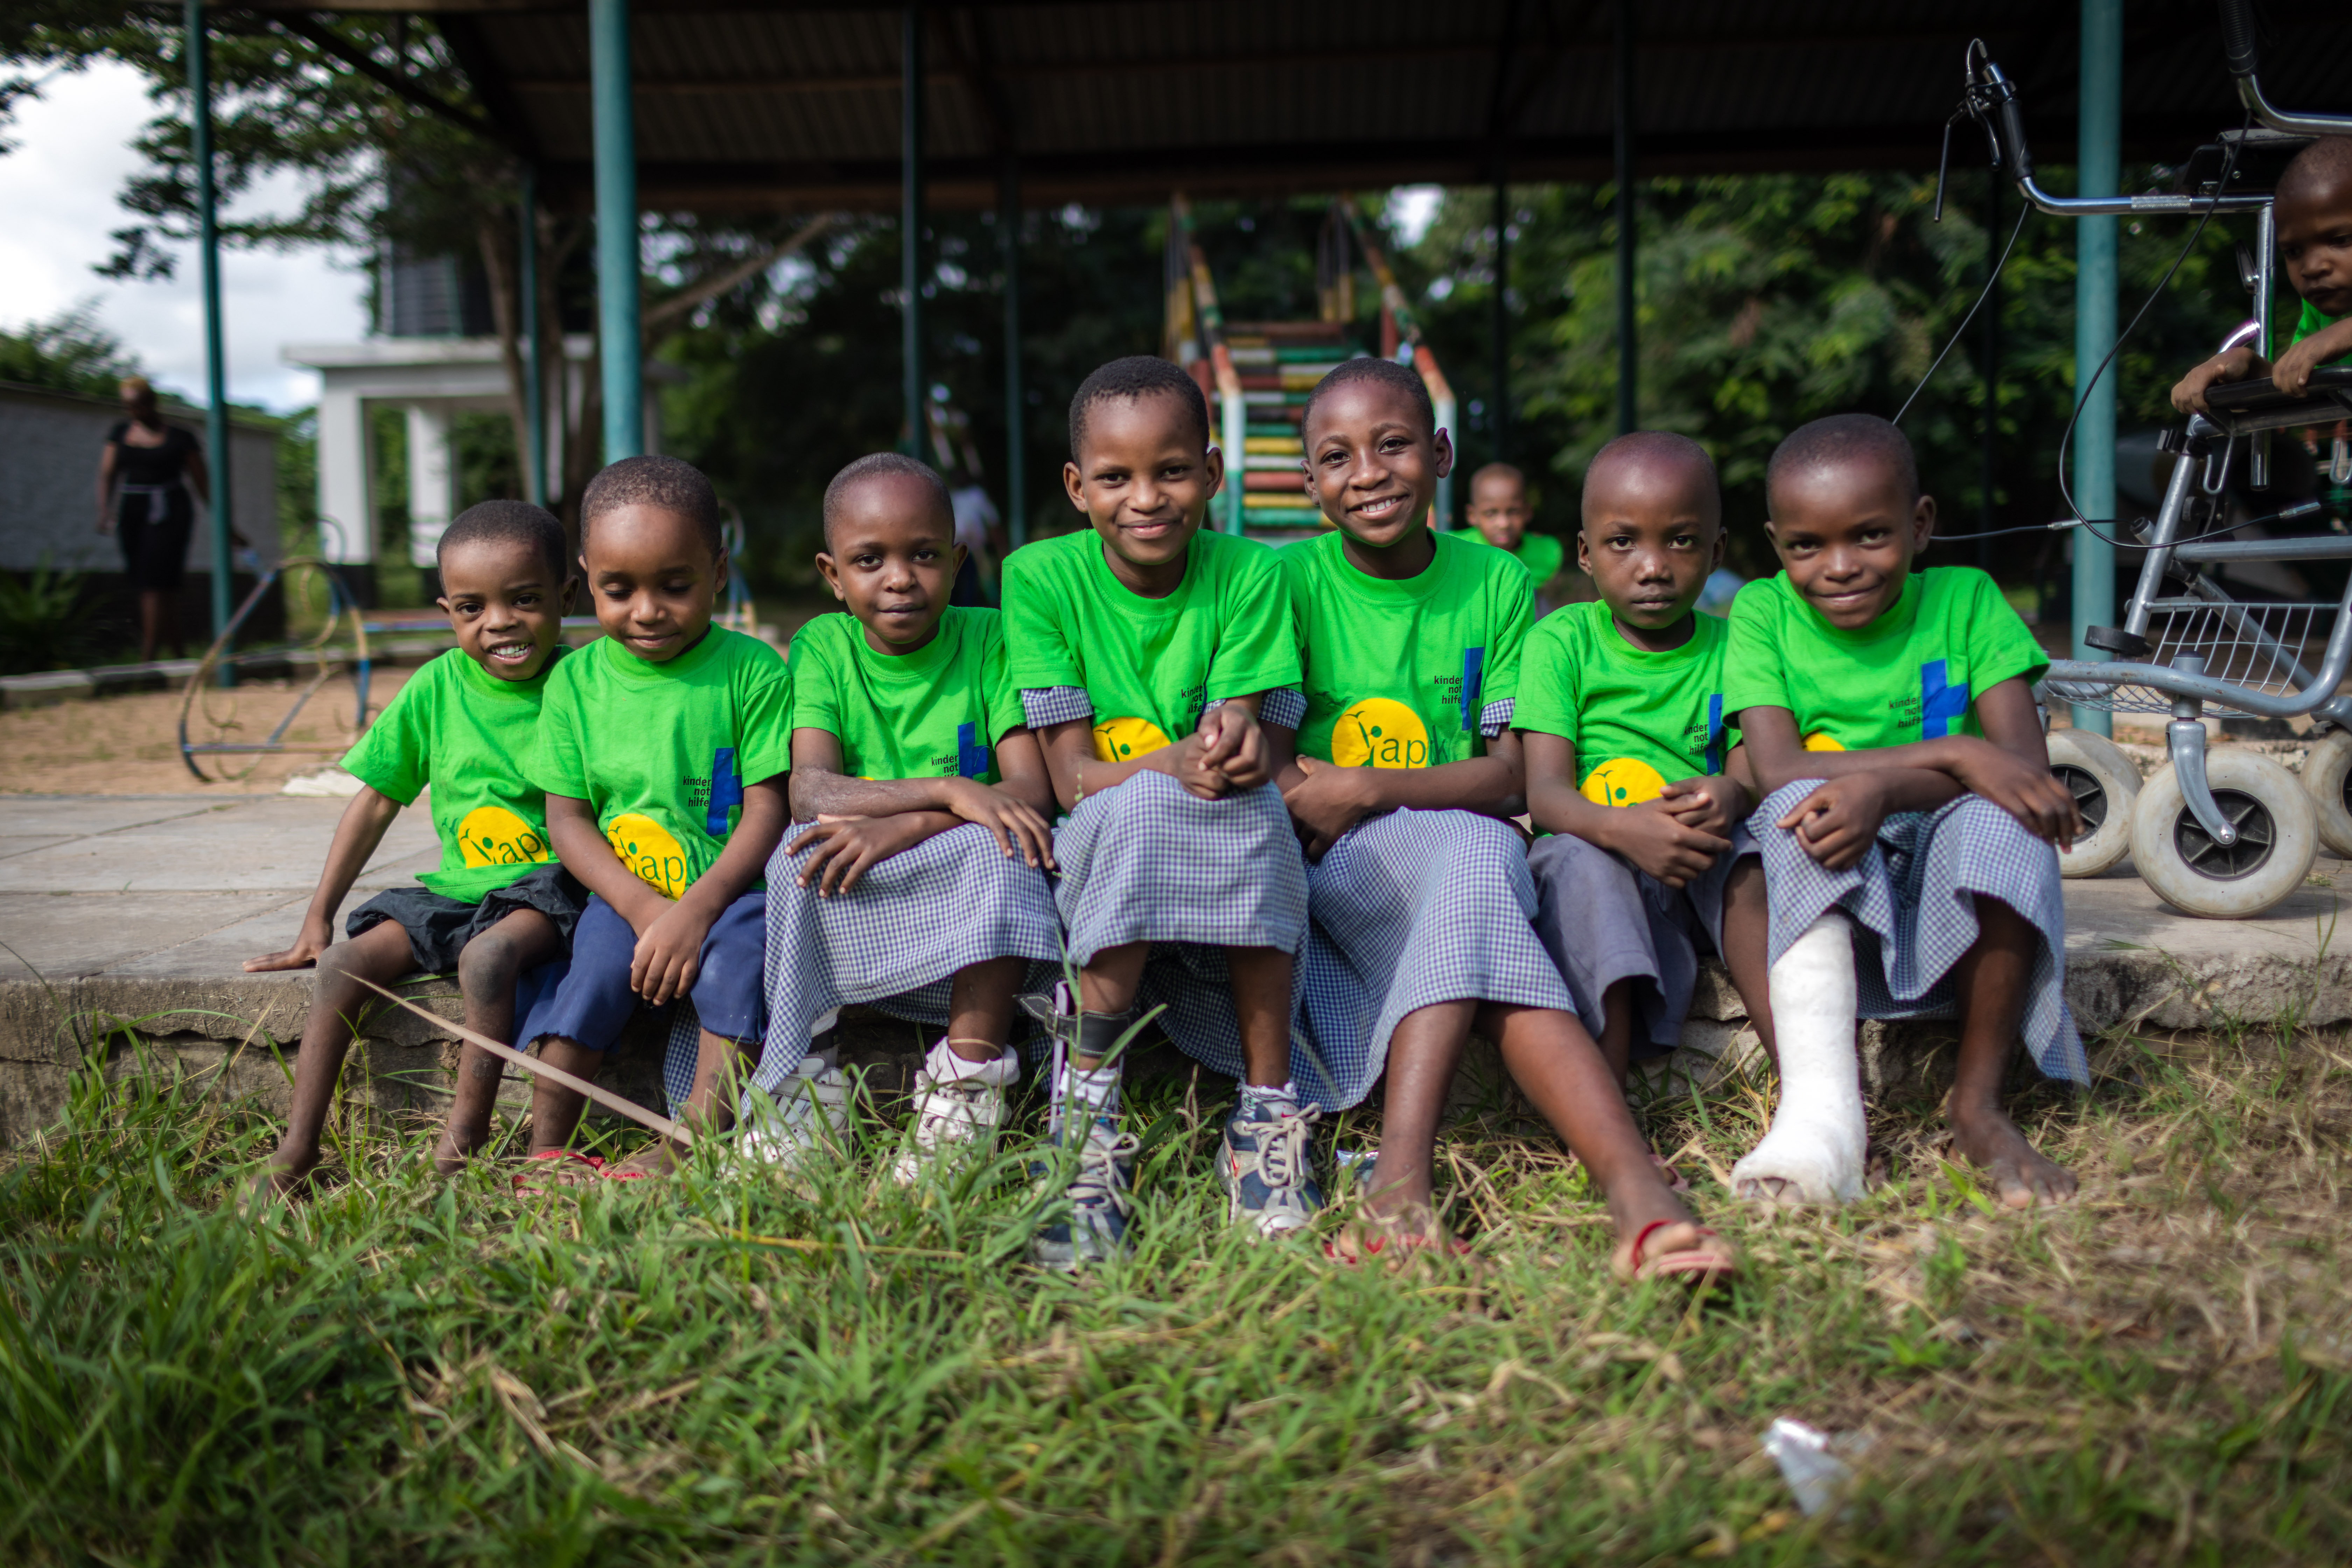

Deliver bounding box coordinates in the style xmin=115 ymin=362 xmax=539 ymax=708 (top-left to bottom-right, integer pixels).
xmin=108 ymin=421 xmax=200 ymax=590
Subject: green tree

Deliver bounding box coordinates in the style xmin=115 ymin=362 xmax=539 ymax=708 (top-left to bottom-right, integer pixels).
xmin=0 ymin=301 xmax=140 ymax=397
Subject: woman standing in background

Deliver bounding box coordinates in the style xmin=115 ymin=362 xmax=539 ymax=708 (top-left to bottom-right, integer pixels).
xmin=94 ymin=376 xmax=209 ymax=662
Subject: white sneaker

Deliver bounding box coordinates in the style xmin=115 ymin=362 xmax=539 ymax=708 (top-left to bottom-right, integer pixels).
xmin=735 ymin=1055 xmax=851 ymax=1169
xmin=891 ymin=1038 xmax=1018 ymax=1184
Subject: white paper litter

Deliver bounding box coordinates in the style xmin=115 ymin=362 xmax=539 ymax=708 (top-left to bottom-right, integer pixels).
xmin=1762 ymin=1418 xmax=1854 ymax=1517
xmin=281 ymin=768 xmax=365 ymax=798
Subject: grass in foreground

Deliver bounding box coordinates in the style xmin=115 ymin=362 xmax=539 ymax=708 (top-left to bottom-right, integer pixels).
xmin=1 ymin=1022 xmax=2348 ymax=1566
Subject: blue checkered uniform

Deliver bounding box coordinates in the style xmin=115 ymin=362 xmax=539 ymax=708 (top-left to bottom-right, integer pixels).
xmin=1749 ymin=778 xmax=2083 ymax=1082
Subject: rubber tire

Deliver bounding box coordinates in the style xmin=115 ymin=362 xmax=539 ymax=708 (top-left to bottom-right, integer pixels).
xmin=2046 ymin=730 xmax=2141 ymax=877
xmin=2129 ymin=749 xmax=2317 ymax=918
xmin=2297 ymin=728 xmax=2352 ymax=859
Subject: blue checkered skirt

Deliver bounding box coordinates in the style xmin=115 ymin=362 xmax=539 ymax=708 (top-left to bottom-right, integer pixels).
xmin=1298 ymin=808 xmax=1574 ymax=1110
xmin=1049 ymin=771 xmax=1309 ymax=1076
xmin=1749 ymin=779 xmax=2084 ymax=1083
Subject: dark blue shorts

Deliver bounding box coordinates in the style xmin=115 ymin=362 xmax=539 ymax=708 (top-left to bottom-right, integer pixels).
xmin=521 ymin=890 xmax=766 ymax=1051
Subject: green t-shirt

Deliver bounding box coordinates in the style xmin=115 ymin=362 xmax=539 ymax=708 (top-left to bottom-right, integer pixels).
xmin=529 ymin=625 xmax=791 ymax=899
xmin=2289 ymin=298 xmax=2346 ymax=354
xmin=1445 ymin=528 xmax=1565 ymax=584
xmin=340 ymin=646 xmax=566 ymax=903
xmin=1515 ymin=602 xmax=1730 ymax=806
xmin=1282 ymin=530 xmax=1530 ymax=767
xmin=1001 ymin=526 xmax=1300 ymax=762
xmin=788 ymin=606 xmax=1025 ymax=785
xmin=1722 ymin=567 xmax=2047 ymax=753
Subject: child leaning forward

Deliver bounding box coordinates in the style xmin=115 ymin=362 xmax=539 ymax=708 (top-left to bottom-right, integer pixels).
xmin=1268 ymin=360 xmax=1736 ymax=1284
xmin=754 ymin=453 xmax=1062 ymax=1179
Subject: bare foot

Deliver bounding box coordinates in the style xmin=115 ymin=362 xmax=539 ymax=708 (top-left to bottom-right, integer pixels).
xmin=1735 ymin=1174 xmax=1807 ymax=1207
xmin=1328 ymin=1185 xmax=1470 ymax=1269
xmin=607 ymin=1139 xmax=688 ymax=1180
xmin=1949 ymin=1105 xmax=2076 ymax=1208
xmin=434 ymin=1127 xmax=492 ymax=1178
xmin=1609 ymin=1218 xmax=1739 ymax=1287
xmin=240 ymin=1153 xmax=317 ymax=1216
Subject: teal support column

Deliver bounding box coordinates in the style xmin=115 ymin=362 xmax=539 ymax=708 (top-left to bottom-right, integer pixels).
xmin=186 ymin=0 xmax=234 ymax=669
xmin=901 ymin=5 xmax=926 ymax=456
xmin=519 ymin=164 xmax=547 ymax=506
xmin=2070 ymin=0 xmax=2121 ymax=737
xmin=590 ymin=0 xmax=641 ymax=462
xmin=1611 ymin=0 xmax=1637 ymax=436
xmin=999 ymin=150 xmax=1025 ymax=547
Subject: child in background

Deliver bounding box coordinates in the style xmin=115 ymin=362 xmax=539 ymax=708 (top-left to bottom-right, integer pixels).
xmin=1002 ymin=355 xmax=1308 ymax=1265
xmin=2172 ymin=137 xmax=2352 ymax=413
xmin=245 ymin=501 xmax=583 ymax=1196
xmin=1726 ymin=414 xmax=2082 ymax=1209
xmin=524 ymin=456 xmax=791 ymax=1178
xmin=759 ymin=454 xmax=1062 ymax=1180
xmin=1271 ymin=363 xmax=1736 ymax=1282
xmin=1447 ymin=462 xmax=1566 ymax=614
xmin=1519 ymin=433 xmax=1774 ymax=1096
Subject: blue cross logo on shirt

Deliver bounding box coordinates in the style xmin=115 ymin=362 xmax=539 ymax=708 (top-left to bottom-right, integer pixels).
xmin=1920 ymin=660 xmax=1970 ymax=738
xmin=1704 ymin=693 xmax=1726 ymax=774
xmin=1459 ymin=646 xmax=1486 ymax=731
xmin=956 ymin=722 xmax=990 ymax=779
xmin=705 ymin=746 xmax=744 ymax=836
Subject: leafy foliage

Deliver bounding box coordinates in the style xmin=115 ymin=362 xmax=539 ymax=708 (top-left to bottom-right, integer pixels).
xmin=0 ymin=301 xmax=140 ymax=398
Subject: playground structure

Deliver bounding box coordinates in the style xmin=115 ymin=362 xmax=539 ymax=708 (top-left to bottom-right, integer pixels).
xmin=1162 ymin=196 xmax=1456 ymax=540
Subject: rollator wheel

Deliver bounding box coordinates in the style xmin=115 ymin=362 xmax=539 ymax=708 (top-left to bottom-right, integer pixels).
xmin=2045 ymin=729 xmax=2141 ymax=877
xmin=2296 ymin=728 xmax=2352 ymax=859
xmin=2129 ymin=749 xmax=2317 ymax=918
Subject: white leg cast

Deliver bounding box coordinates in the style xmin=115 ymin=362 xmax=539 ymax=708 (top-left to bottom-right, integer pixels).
xmin=1731 ymin=911 xmax=1867 ymax=1204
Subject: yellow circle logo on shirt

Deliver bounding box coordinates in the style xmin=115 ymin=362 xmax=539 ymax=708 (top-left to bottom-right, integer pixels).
xmin=1803 ymin=732 xmax=1846 ymax=752
xmin=1582 ymin=757 xmax=1668 ymax=807
xmin=455 ymin=805 xmax=551 ymax=868
xmin=606 ymin=812 xmax=690 ymax=899
xmin=1331 ymin=698 xmax=1432 ymax=769
xmin=1092 ymin=715 xmax=1173 ymax=763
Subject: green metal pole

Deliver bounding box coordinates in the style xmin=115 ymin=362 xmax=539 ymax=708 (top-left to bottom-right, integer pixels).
xmin=1492 ymin=173 xmax=1509 ymax=463
xmin=519 ymin=164 xmax=546 ymax=506
xmin=1000 ymin=149 xmax=1025 ymax=548
xmin=902 ymin=5 xmax=926 ymax=457
xmin=2070 ymin=0 xmax=2120 ymax=737
xmin=187 ymin=0 xmax=234 ymax=669
xmin=590 ymin=0 xmax=641 ymax=462
xmin=1611 ymin=0 xmax=1636 ymax=436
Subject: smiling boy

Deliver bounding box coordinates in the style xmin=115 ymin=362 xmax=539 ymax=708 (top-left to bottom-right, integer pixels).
xmin=522 ymin=456 xmax=791 ymax=1180
xmin=246 ymin=500 xmax=585 ymax=1197
xmin=1000 ymin=355 xmax=1308 ymax=1264
xmin=1725 ymin=414 xmax=2082 ymax=1209
xmin=757 ymin=453 xmax=1063 ymax=1180
xmin=1268 ymin=364 xmax=1735 ymax=1284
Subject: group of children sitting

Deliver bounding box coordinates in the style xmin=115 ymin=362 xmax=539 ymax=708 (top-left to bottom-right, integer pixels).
xmin=244 ymin=344 xmax=2087 ymax=1284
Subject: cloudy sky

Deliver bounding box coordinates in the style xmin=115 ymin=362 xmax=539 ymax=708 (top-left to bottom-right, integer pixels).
xmin=0 ymin=59 xmax=368 ymax=414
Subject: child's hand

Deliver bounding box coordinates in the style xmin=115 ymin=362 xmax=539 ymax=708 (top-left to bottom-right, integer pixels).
xmin=943 ymin=778 xmax=1056 ymax=870
xmin=1196 ymin=704 xmax=1271 ymax=791
xmin=1656 ymin=775 xmax=1747 ymax=841
xmin=789 ymin=813 xmax=937 ymax=895
xmin=1281 ymin=755 xmax=1381 ymax=860
xmin=1941 ymin=739 xmax=2080 ymax=851
xmin=1604 ymin=799 xmax=1731 ymax=888
xmin=630 ymin=901 xmax=716 ymax=1007
xmin=2171 ymin=344 xmax=2260 ymax=414
xmin=245 ymin=917 xmax=334 ymax=972
xmin=2269 ymin=322 xmax=2352 ymax=397
xmin=1776 ymin=776 xmax=1893 ymax=871
xmin=1160 ymin=732 xmax=1236 ymax=800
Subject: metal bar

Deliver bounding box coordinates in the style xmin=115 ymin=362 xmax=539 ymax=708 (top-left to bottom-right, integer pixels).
xmin=2184 ymin=576 xmax=2321 ymax=694
xmin=589 ymin=0 xmax=642 ymax=460
xmin=2123 ymin=437 xmax=2202 ymax=638
xmin=1491 ymin=173 xmax=1509 ymax=463
xmin=2170 ymin=536 xmax=2352 ymax=563
xmin=901 ymin=4 xmax=926 ymax=456
xmin=2252 ymin=201 xmax=2277 ymax=488
xmin=2232 ymin=71 xmax=2352 ymax=139
xmin=187 ymin=0 xmax=237 ymax=681
xmin=1980 ymin=174 xmax=1999 ymax=573
xmin=519 ymin=163 xmax=547 ymax=506
xmin=2015 ymin=175 xmax=2268 ymax=217
xmin=2068 ymin=0 xmax=2120 ymax=737
xmin=1611 ymin=0 xmax=1636 ymax=436
xmin=2045 ymin=575 xmax=2352 ymax=716
xmin=999 ymin=149 xmax=1024 ymax=549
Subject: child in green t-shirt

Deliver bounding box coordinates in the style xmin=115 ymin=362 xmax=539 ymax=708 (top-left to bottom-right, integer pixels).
xmin=244 ymin=501 xmax=584 ymax=1200
xmin=1725 ymin=414 xmax=2084 ymax=1210
xmin=524 ymin=456 xmax=792 ymax=1180
xmin=1267 ymin=363 xmax=1733 ymax=1284
xmin=1446 ymin=462 xmax=1568 ymax=614
xmin=2173 ymin=138 xmax=2352 ymax=415
xmin=1519 ymin=432 xmax=1774 ymax=1111
xmin=1000 ymin=355 xmax=1307 ymax=1267
xmin=758 ymin=453 xmax=1063 ymax=1181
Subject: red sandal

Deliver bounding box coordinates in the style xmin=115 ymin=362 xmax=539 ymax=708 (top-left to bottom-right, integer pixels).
xmin=1612 ymin=1218 xmax=1739 ymax=1289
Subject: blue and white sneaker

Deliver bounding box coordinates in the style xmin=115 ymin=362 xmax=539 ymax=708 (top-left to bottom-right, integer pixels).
xmin=1219 ymin=1100 xmax=1323 ymax=1238
xmin=1031 ymin=1121 xmax=1139 ymax=1269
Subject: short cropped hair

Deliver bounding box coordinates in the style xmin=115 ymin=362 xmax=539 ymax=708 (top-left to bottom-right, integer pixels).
xmin=1582 ymin=432 xmax=1720 ymax=528
xmin=1068 ymin=355 xmax=1211 ymax=458
xmin=579 ymin=454 xmax=722 ymax=554
xmin=1471 ymin=461 xmax=1527 ymax=495
xmin=1766 ymin=413 xmax=1919 ymax=507
xmin=822 ymin=451 xmax=954 ymax=544
xmin=437 ymin=498 xmax=570 ymax=582
xmin=1300 ymin=356 xmax=1434 ymax=438
xmin=2277 ymin=136 xmax=2352 ymax=210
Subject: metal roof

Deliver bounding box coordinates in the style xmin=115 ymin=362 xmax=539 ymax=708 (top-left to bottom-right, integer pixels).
xmin=249 ymin=0 xmax=2352 ymax=211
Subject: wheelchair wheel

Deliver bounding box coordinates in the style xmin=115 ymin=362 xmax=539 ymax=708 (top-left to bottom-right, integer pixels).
xmin=2046 ymin=729 xmax=2140 ymax=877
xmin=2296 ymin=728 xmax=2352 ymax=859
xmin=2129 ymin=749 xmax=2316 ymax=918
